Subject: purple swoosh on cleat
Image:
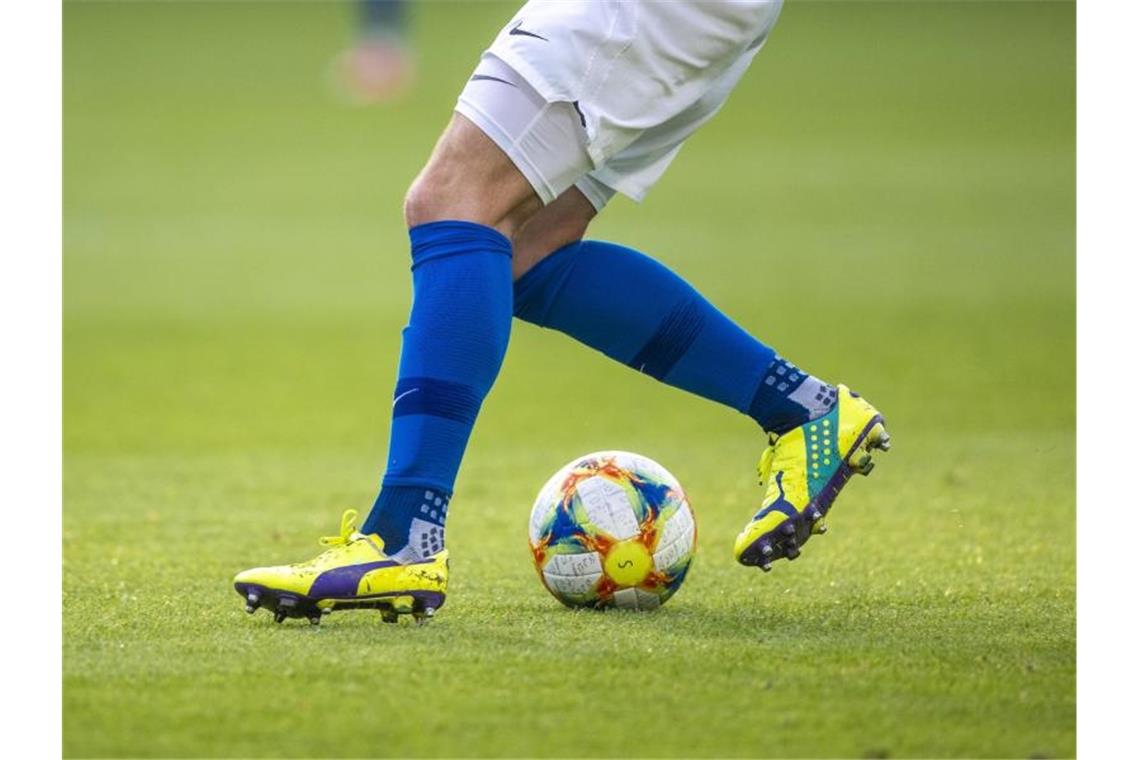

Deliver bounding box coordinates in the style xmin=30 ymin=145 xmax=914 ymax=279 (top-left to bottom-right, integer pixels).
xmin=308 ymin=560 xmax=400 ymax=598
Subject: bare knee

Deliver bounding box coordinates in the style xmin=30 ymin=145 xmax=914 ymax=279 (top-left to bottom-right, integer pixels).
xmin=511 ymin=187 xmax=598 ymax=280
xmin=403 ymin=172 xmax=449 ymax=230
xmin=404 ymin=114 xmax=542 ymax=236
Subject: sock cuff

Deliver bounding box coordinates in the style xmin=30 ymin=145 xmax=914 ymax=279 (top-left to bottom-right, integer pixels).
xmin=409 ymin=220 xmax=512 ymax=268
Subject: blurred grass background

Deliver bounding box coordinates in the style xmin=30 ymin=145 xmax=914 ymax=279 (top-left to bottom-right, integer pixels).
xmin=64 ymin=1 xmax=1074 ymax=757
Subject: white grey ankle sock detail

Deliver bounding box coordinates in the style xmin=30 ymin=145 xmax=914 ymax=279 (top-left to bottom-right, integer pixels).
xmin=789 ymin=376 xmax=838 ymax=420
xmin=390 ymin=516 xmax=445 ymax=563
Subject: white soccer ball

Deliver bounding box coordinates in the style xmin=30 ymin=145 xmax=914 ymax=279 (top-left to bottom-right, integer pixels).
xmin=528 ymin=451 xmax=697 ymax=610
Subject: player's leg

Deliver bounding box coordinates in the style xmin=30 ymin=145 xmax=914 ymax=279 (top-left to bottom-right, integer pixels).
xmin=513 ymin=180 xmax=846 ymax=477
xmin=514 ymin=217 xmax=844 ymax=437
xmin=358 ymin=56 xmax=597 ymax=565
xmin=234 ymin=54 xmax=597 ymax=624
xmin=354 ymin=114 xmax=535 ymax=567
xmin=234 ymin=116 xmax=534 ymax=624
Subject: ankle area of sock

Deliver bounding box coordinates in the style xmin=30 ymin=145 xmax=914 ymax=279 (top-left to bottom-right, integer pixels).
xmin=362 ymin=484 xmax=450 ymax=548
xmin=748 ymin=356 xmax=837 ymax=435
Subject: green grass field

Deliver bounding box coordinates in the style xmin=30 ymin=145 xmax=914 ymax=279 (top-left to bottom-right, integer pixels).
xmin=63 ymin=1 xmax=1075 ymax=757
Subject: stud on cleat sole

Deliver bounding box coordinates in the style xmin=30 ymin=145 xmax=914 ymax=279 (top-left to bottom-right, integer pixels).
xmin=273 ymin=596 xmax=298 ymax=623
xmin=390 ymin=596 xmax=416 ymax=614
xmin=865 ymin=423 xmax=891 ymax=452
xmin=761 ymin=543 xmax=774 ymax=557
xmin=413 ymin=606 xmax=436 ymax=625
xmin=760 ymin=562 xmax=772 ymax=573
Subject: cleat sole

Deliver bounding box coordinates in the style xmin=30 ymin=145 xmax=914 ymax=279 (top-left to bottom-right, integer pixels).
xmin=234 ymin=581 xmax=446 ymax=626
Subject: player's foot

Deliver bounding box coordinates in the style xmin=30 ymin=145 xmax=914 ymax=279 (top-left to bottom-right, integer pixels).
xmin=734 ymin=384 xmax=890 ymax=571
xmin=233 ymin=509 xmax=448 ymax=625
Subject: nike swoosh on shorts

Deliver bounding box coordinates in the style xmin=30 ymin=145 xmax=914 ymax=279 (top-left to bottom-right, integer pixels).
xmin=508 ymin=24 xmax=547 ymax=41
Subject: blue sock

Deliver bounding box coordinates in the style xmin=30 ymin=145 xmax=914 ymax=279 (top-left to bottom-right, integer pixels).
xmin=362 ymin=221 xmax=512 ymax=561
xmin=513 ymin=240 xmax=835 ymax=435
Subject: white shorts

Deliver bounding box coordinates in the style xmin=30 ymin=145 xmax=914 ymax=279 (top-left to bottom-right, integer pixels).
xmin=454 ymin=0 xmax=784 ymax=210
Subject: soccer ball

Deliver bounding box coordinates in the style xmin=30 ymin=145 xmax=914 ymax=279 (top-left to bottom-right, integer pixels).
xmin=528 ymin=451 xmax=697 ymax=610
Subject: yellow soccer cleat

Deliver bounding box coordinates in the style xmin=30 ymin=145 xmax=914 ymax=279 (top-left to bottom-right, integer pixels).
xmin=233 ymin=509 xmax=448 ymax=625
xmin=734 ymin=384 xmax=890 ymax=571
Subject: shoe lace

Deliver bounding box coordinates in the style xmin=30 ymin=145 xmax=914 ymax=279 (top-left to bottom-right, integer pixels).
xmin=756 ymin=433 xmax=780 ymax=488
xmin=318 ymin=509 xmax=360 ymax=548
